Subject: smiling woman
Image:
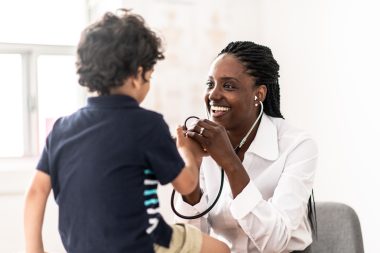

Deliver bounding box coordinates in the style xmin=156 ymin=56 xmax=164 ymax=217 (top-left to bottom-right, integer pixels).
xmin=175 ymin=41 xmax=318 ymax=253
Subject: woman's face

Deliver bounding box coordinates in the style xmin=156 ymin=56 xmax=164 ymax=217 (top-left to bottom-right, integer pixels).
xmin=205 ymin=53 xmax=258 ymax=132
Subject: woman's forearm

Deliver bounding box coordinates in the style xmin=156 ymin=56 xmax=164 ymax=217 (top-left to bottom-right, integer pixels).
xmin=223 ymin=157 xmax=250 ymax=198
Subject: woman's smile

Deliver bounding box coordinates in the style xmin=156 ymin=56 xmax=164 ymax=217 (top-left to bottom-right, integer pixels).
xmin=210 ymin=105 xmax=231 ymax=118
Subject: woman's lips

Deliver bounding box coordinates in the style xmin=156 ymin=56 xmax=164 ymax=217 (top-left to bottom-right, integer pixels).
xmin=210 ymin=105 xmax=230 ymax=118
xmin=212 ymin=111 xmax=227 ymax=117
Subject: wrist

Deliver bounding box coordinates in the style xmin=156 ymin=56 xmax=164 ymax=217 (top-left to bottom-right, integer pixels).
xmin=220 ymin=153 xmax=241 ymax=172
xmin=180 ymin=149 xmax=201 ymax=170
xmin=182 ymin=187 xmax=202 ymax=205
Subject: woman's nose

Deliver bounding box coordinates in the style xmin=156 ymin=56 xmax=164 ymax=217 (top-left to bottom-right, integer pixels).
xmin=208 ymin=85 xmax=222 ymax=100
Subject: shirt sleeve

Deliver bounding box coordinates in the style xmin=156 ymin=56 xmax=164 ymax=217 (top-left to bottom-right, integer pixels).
xmin=174 ymin=167 xmax=211 ymax=234
xmin=36 ymin=133 xmax=52 ymax=175
xmin=230 ymin=137 xmax=318 ymax=252
xmin=144 ymin=115 xmax=185 ymax=185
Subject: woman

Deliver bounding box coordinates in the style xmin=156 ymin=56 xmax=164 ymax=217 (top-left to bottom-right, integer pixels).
xmin=175 ymin=41 xmax=318 ymax=253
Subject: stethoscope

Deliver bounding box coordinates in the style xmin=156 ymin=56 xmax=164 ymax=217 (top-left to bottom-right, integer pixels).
xmin=171 ymin=101 xmax=264 ymax=219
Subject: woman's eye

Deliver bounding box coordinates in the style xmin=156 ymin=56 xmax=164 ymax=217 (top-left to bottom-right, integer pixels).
xmin=205 ymin=81 xmax=214 ymax=89
xmin=223 ymin=82 xmax=234 ymax=89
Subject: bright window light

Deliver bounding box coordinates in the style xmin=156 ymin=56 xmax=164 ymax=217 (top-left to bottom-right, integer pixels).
xmin=37 ymin=55 xmax=84 ymax=150
xmin=0 ymin=0 xmax=87 ymax=45
xmin=0 ymin=54 xmax=24 ymax=157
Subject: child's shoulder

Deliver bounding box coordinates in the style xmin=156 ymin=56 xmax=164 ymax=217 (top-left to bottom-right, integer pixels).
xmin=139 ymin=107 xmax=163 ymax=118
xmin=135 ymin=108 xmax=166 ymax=125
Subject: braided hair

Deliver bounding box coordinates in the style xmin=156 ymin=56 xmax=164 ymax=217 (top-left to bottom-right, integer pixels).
xmin=218 ymin=41 xmax=283 ymax=118
xmin=219 ymin=41 xmax=317 ymax=237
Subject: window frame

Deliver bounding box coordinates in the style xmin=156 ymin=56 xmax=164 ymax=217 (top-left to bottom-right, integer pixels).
xmin=0 ymin=42 xmax=77 ymax=158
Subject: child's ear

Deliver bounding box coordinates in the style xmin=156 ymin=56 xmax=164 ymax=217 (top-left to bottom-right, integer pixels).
xmin=131 ymin=67 xmax=144 ymax=88
xmin=136 ymin=66 xmax=143 ymax=80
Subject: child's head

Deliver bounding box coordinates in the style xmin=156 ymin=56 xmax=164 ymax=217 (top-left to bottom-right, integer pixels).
xmin=76 ymin=9 xmax=164 ymax=96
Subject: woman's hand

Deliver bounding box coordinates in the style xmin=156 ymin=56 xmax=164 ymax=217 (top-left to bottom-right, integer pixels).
xmin=186 ymin=120 xmax=250 ymax=198
xmin=185 ymin=119 xmax=239 ymax=169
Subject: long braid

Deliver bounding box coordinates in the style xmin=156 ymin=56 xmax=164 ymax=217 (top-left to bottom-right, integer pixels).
xmin=219 ymin=41 xmax=317 ymax=237
xmin=263 ymin=80 xmax=282 ymax=118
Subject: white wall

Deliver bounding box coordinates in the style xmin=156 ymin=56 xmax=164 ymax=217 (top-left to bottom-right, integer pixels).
xmin=251 ymin=1 xmax=380 ymax=252
xmin=0 ymin=160 xmax=65 ymax=253
xmin=2 ymin=0 xmax=379 ymax=252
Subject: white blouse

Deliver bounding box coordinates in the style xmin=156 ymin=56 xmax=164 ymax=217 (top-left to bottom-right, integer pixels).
xmin=175 ymin=114 xmax=318 ymax=253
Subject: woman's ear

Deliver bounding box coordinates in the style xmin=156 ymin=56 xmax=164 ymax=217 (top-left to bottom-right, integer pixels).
xmin=255 ymin=85 xmax=267 ymax=102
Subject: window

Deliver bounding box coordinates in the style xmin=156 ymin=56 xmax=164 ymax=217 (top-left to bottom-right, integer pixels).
xmin=0 ymin=0 xmax=88 ymax=159
xmin=0 ymin=44 xmax=86 ymax=158
xmin=0 ymin=54 xmax=24 ymax=157
xmin=37 ymin=55 xmax=85 ymax=151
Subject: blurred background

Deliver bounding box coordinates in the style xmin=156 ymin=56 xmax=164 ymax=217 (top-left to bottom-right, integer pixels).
xmin=1 ymin=0 xmax=379 ymax=252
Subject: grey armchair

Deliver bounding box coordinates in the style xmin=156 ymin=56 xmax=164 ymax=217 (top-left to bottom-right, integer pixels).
xmin=305 ymin=202 xmax=364 ymax=253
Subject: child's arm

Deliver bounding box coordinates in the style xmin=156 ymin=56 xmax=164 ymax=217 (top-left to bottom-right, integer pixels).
xmin=24 ymin=170 xmax=52 ymax=253
xmin=171 ymin=126 xmax=204 ymax=195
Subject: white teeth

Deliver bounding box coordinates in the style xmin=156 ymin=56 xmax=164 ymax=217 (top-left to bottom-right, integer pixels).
xmin=210 ymin=105 xmax=230 ymax=112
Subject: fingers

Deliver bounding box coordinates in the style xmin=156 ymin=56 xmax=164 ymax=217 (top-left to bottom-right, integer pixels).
xmin=186 ymin=130 xmax=209 ymax=150
xmin=175 ymin=125 xmax=187 ymax=146
xmin=190 ymin=126 xmax=210 ymax=138
xmin=195 ymin=119 xmax=226 ymax=139
xmin=199 ymin=127 xmax=205 ymax=136
xmin=176 ymin=125 xmax=185 ymax=135
xmin=186 ymin=119 xmax=215 ymax=137
xmin=187 ymin=126 xmax=210 ymax=139
xmin=186 ymin=118 xmax=230 ymax=151
xmin=196 ymin=119 xmax=217 ymax=129
xmin=201 ymin=118 xmax=219 ymax=127
xmin=183 ymin=117 xmax=226 ymax=147
xmin=177 ymin=125 xmax=205 ymax=148
xmin=178 ymin=127 xmax=209 ymax=157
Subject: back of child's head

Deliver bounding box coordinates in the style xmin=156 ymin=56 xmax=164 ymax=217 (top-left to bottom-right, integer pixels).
xmin=76 ymin=9 xmax=164 ymax=95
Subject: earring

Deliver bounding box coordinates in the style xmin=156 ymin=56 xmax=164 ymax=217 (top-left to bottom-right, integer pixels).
xmin=254 ymin=96 xmax=259 ymax=107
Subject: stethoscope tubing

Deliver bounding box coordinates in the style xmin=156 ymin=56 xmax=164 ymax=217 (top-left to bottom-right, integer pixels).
xmin=170 ymin=167 xmax=224 ymax=219
xmin=171 ymin=102 xmax=263 ymax=219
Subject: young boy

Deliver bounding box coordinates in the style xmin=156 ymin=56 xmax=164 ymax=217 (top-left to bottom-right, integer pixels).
xmin=24 ymin=9 xmax=229 ymax=253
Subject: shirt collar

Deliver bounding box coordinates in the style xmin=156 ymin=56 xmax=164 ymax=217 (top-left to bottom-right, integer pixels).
xmin=87 ymin=94 xmax=139 ymax=109
xmin=246 ymin=113 xmax=279 ymax=161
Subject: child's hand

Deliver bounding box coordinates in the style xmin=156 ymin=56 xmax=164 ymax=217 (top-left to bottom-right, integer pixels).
xmin=176 ymin=126 xmax=205 ymax=151
xmin=176 ymin=126 xmax=206 ymax=166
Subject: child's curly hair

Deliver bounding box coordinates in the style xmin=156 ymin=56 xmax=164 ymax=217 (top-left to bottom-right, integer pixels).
xmin=76 ymin=9 xmax=164 ymax=95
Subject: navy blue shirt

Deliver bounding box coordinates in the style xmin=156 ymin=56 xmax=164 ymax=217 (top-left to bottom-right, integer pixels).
xmin=37 ymin=95 xmax=184 ymax=253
